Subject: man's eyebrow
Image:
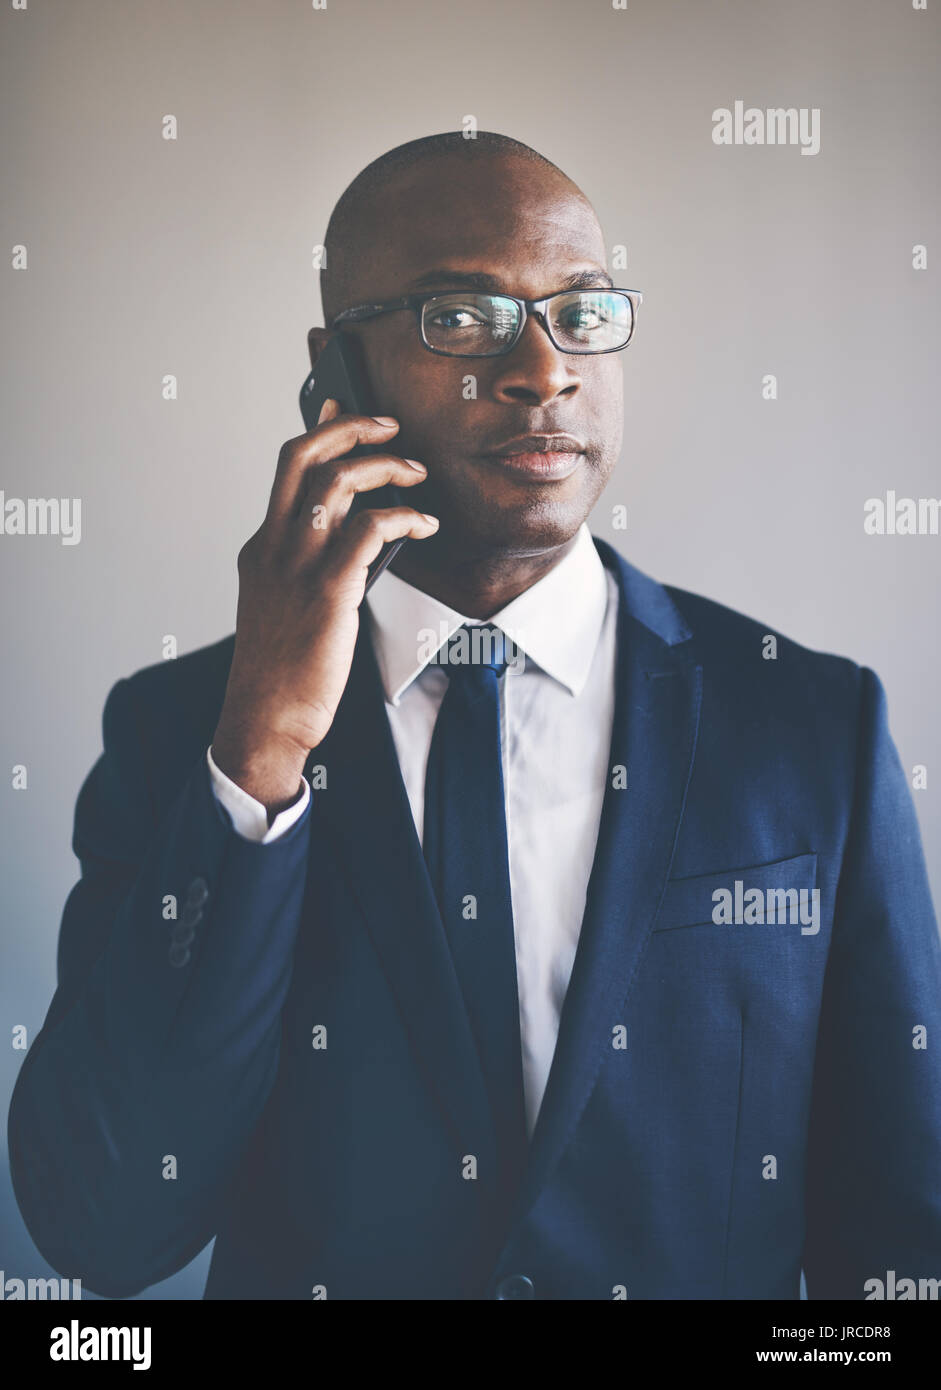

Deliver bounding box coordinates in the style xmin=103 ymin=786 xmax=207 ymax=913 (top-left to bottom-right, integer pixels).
xmin=558 ymin=268 xmax=615 ymax=291
xmin=404 ymin=267 xmax=615 ymax=294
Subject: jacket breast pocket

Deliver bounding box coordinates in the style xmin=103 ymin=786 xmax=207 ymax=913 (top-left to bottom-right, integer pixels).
xmin=653 ymin=852 xmax=818 ymax=932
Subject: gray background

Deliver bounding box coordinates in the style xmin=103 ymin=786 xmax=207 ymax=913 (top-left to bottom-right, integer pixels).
xmin=1 ymin=0 xmax=938 ymax=1299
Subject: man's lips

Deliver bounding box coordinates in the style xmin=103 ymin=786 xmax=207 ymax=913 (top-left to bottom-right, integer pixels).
xmin=488 ymin=433 xmax=586 ymax=456
xmin=478 ymin=434 xmax=587 ymax=481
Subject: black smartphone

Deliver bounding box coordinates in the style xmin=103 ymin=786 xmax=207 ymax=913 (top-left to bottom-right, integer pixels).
xmin=299 ymin=334 xmax=407 ymax=594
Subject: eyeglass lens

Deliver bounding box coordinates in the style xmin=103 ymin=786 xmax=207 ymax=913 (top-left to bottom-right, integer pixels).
xmin=420 ymin=290 xmax=634 ymax=355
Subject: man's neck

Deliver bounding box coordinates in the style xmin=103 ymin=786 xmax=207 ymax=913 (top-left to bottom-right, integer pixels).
xmin=387 ymin=531 xmax=581 ymax=619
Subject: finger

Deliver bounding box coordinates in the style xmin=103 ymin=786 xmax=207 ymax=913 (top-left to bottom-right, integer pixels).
xmin=325 ymin=506 xmax=439 ymax=582
xmin=266 ymin=413 xmax=401 ymax=524
xmin=295 ymin=454 xmax=428 ymax=538
xmin=317 ymin=396 xmax=341 ymax=426
xmin=299 ymin=452 xmax=428 ymax=526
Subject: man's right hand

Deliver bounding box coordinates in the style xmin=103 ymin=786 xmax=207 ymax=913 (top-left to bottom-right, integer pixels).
xmin=210 ymin=399 xmax=438 ymax=814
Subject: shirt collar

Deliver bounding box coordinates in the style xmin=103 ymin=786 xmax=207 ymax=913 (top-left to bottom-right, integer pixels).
xmin=365 ymin=522 xmax=610 ymax=706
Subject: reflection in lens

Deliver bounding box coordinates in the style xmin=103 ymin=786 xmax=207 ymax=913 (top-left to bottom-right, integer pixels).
xmin=423 ymin=294 xmax=520 ymax=355
xmin=489 ymin=299 xmax=518 ymax=341
xmin=552 ymin=291 xmax=632 ymax=349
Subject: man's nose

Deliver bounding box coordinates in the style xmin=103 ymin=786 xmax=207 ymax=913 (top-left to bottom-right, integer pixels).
xmin=489 ymin=314 xmax=581 ymax=407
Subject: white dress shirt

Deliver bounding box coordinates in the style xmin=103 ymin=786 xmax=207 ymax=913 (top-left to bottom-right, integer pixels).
xmin=208 ymin=522 xmax=619 ymax=1136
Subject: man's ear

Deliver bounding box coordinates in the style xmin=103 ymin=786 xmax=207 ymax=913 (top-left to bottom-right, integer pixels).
xmin=307 ymin=327 xmax=332 ymax=370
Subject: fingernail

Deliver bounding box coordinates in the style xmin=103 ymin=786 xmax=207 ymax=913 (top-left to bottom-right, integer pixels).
xmin=372 ymin=415 xmax=397 ymax=426
xmin=317 ymin=398 xmax=337 ymax=424
xmin=404 ymin=458 xmax=427 ymax=471
xmin=422 ymin=513 xmax=439 ymax=526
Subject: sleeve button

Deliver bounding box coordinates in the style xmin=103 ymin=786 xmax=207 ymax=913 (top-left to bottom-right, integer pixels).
xmin=494 ymin=1275 xmax=535 ymax=1300
xmin=186 ymin=877 xmax=209 ymax=908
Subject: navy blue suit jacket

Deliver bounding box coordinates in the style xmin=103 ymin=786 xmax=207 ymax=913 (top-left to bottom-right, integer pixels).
xmin=9 ymin=538 xmax=941 ymax=1299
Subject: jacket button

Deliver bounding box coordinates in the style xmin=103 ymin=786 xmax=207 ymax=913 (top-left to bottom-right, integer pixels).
xmin=181 ymin=900 xmax=203 ymax=928
xmin=186 ymin=877 xmax=209 ymax=908
xmin=495 ymin=1274 xmax=534 ymax=1300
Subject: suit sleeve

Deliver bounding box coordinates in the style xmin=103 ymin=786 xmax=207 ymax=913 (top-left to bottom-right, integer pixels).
xmin=803 ymin=666 xmax=941 ymax=1298
xmin=7 ymin=675 xmax=313 ymax=1298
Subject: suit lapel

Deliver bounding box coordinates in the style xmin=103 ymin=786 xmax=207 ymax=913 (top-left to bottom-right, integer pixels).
xmin=305 ymin=625 xmax=496 ymax=1171
xmin=505 ymin=538 xmax=703 ymax=1235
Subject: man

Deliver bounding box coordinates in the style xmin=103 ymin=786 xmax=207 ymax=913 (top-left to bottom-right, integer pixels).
xmin=8 ymin=132 xmax=941 ymax=1301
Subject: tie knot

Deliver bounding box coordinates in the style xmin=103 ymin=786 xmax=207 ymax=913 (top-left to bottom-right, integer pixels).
xmin=435 ymin=623 xmax=510 ymax=680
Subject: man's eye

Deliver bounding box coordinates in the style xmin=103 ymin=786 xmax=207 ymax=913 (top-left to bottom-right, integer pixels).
xmin=560 ymin=306 xmax=606 ymax=331
xmin=429 ymin=307 xmax=487 ymax=329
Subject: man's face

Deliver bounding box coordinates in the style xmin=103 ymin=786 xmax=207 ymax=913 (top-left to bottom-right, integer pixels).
xmin=319 ymin=154 xmax=625 ymax=562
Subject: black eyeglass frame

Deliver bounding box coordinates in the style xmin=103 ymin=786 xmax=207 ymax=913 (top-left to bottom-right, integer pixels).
xmin=329 ymin=287 xmax=644 ymax=357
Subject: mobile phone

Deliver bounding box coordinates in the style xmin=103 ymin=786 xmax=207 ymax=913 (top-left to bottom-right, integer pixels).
xmin=299 ymin=334 xmax=407 ymax=594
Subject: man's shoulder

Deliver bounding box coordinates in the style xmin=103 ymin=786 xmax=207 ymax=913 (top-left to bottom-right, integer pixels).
xmin=665 ymin=580 xmax=851 ymax=662
xmin=657 ymin=579 xmax=866 ymax=716
xmin=109 ymin=633 xmax=236 ymax=756
xmin=598 ymin=542 xmax=868 ymax=734
xmin=83 ymin=635 xmax=238 ymax=815
xmin=120 ymin=632 xmax=236 ymax=708
xmin=600 ymin=539 xmax=859 ymax=681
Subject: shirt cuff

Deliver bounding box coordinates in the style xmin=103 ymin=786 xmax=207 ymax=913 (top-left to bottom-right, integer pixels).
xmin=206 ymin=745 xmax=310 ymax=843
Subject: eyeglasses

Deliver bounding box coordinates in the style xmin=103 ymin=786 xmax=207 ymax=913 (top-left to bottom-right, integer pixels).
xmin=330 ymin=287 xmax=643 ymax=357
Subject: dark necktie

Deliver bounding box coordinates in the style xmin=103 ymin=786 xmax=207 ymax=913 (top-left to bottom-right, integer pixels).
xmin=422 ymin=622 xmax=528 ymax=1205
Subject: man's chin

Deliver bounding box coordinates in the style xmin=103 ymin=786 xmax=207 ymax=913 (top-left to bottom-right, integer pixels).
xmin=410 ymin=455 xmax=604 ymax=560
xmin=446 ymin=495 xmax=590 ymax=560
xmin=483 ymin=474 xmax=600 ymax=547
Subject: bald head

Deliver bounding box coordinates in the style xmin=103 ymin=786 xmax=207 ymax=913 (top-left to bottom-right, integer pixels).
xmin=320 ymin=131 xmax=594 ymax=325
